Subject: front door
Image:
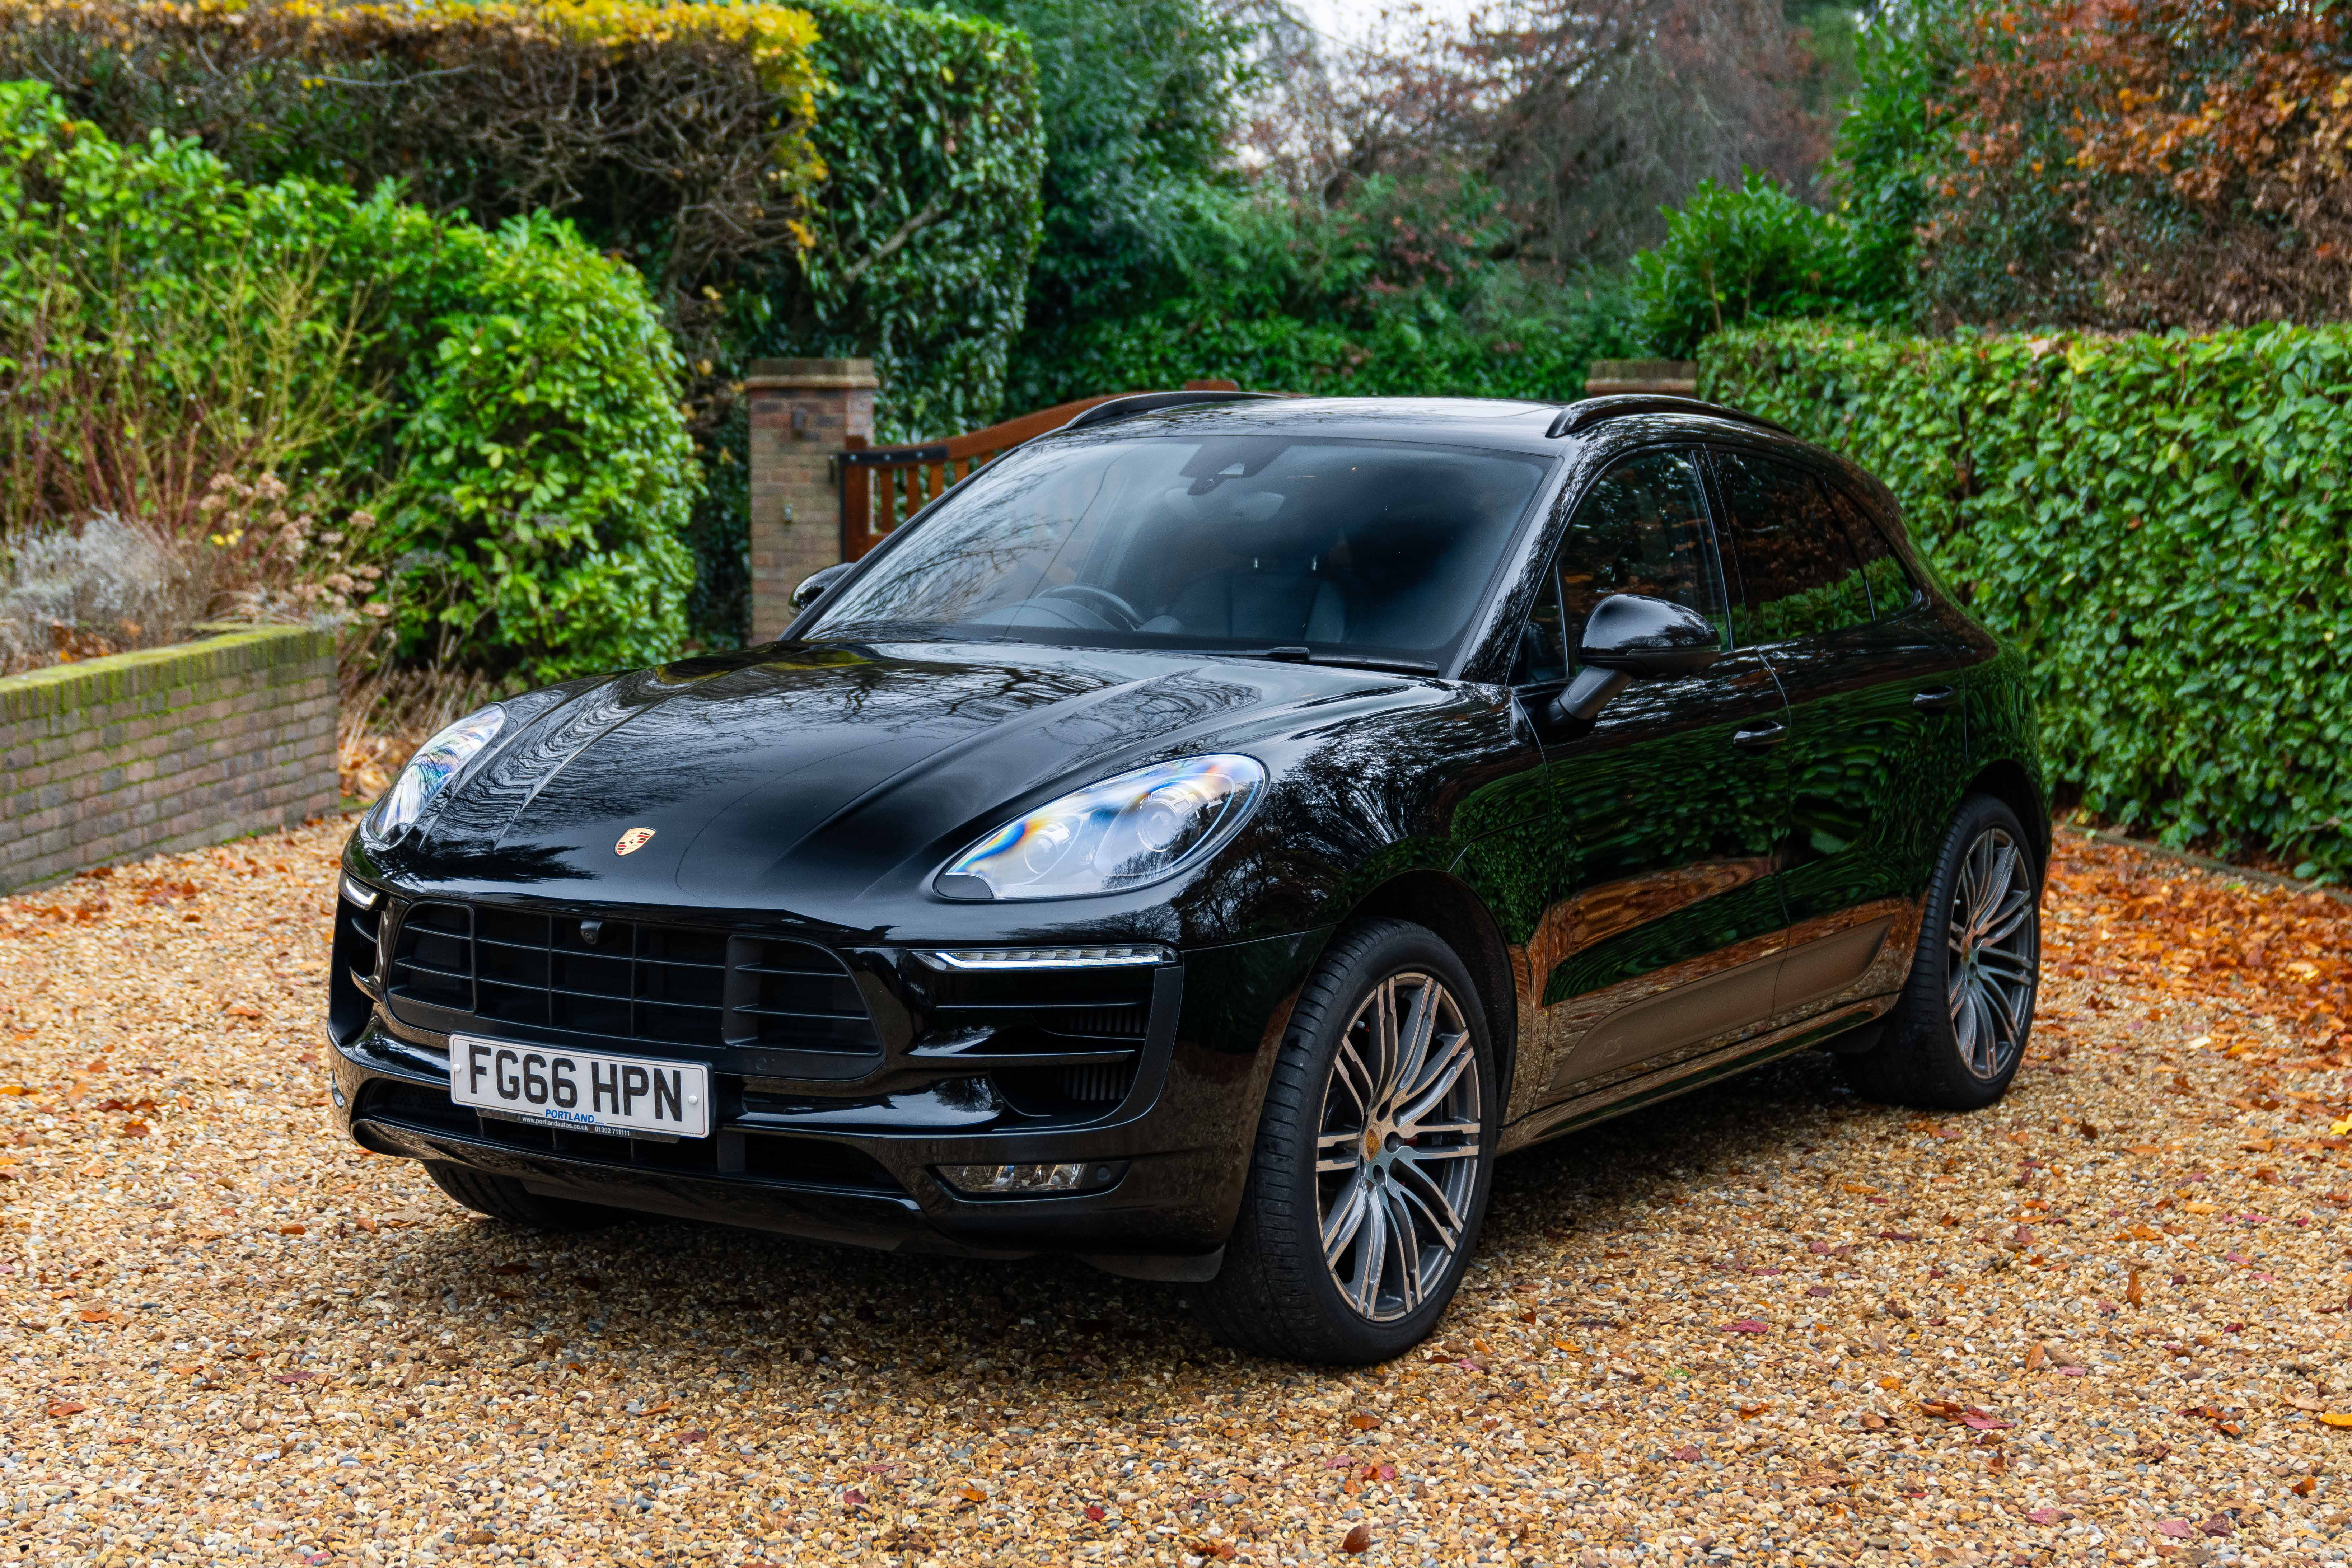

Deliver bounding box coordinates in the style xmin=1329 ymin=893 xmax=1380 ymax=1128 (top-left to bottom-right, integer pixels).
xmin=1706 ymin=449 xmax=1970 ymax=1026
xmin=1535 ymin=448 xmax=1794 ymax=1098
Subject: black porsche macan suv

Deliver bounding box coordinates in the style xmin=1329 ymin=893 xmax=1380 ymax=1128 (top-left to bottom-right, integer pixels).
xmin=328 ymin=392 xmax=2044 ymax=1363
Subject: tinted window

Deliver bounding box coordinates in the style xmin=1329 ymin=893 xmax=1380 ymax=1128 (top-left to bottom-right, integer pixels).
xmin=1509 ymin=570 xmax=1569 ymax=685
xmin=1825 ymin=483 xmax=1920 ymax=620
xmin=1712 ymin=450 xmax=1871 ymax=643
xmin=808 ymin=434 xmax=1552 ymax=668
xmin=1554 ymin=450 xmax=1726 ymax=663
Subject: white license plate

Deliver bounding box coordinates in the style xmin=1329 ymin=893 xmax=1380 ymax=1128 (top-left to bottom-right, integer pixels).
xmin=449 ymin=1035 xmax=711 ymax=1139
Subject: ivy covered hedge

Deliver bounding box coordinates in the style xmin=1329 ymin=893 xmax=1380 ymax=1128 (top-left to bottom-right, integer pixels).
xmin=1703 ymin=322 xmax=2352 ymax=876
xmin=775 ymin=0 xmax=1043 ymax=441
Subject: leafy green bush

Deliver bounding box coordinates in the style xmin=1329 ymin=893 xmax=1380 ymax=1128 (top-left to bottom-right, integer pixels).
xmin=940 ymin=0 xmax=1257 ymax=393
xmin=1630 ymin=172 xmax=1908 ymax=359
xmin=1704 ymin=320 xmax=2352 ymax=876
xmin=0 ymin=81 xmax=699 ymax=683
xmin=363 ymin=207 xmax=699 ymax=682
xmin=1006 ymin=175 xmax=1642 ymax=407
xmin=1824 ymin=0 xmax=1954 ymax=309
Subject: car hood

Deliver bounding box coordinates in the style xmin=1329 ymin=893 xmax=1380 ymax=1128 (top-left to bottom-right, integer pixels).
xmin=399 ymin=640 xmax=1420 ymax=908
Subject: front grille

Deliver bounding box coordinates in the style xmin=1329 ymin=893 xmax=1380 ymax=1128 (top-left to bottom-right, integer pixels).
xmin=386 ymin=901 xmax=879 ymax=1062
xmin=1059 ymin=1061 xmax=1133 ymax=1105
xmin=920 ymin=963 xmax=1159 ymax=1119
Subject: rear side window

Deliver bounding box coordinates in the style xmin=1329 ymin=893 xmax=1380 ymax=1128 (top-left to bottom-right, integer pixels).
xmin=1553 ymin=449 xmax=1728 ymax=663
xmin=1824 ymin=483 xmax=1921 ymax=620
xmin=1710 ymin=450 xmax=1872 ymax=644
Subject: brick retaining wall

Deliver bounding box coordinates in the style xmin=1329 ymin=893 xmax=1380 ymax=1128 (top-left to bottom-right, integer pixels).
xmin=0 ymin=627 xmax=338 ymax=893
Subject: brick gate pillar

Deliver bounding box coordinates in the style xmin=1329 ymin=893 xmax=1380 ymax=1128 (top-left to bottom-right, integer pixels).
xmin=746 ymin=357 xmax=878 ymax=642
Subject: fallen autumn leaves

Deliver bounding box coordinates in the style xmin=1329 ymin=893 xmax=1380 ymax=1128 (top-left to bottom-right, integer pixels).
xmin=1 ymin=819 xmax=2350 ymax=1567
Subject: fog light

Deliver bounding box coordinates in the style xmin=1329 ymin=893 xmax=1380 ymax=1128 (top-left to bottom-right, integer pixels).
xmin=339 ymin=874 xmax=382 ymax=910
xmin=937 ymin=1160 xmax=1126 ymax=1196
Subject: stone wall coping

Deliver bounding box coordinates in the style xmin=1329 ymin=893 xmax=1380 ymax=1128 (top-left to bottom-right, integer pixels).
xmin=744 ymin=357 xmax=880 ymax=392
xmin=0 ymin=626 xmax=335 ymax=726
xmin=1584 ymin=358 xmax=1700 ymax=395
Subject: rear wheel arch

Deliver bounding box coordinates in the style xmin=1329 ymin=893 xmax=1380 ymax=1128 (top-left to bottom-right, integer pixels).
xmin=1961 ymin=759 xmax=2049 ymax=874
xmin=1331 ymin=871 xmax=1519 ymax=1105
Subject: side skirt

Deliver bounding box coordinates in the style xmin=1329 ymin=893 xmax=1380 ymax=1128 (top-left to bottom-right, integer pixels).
xmin=1495 ymin=993 xmax=1897 ymax=1155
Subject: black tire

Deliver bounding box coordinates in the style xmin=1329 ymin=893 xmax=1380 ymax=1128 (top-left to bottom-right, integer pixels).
xmin=1841 ymin=794 xmax=2042 ymax=1110
xmin=1194 ymin=919 xmax=1498 ymax=1365
xmin=423 ymin=1162 xmax=625 ymax=1233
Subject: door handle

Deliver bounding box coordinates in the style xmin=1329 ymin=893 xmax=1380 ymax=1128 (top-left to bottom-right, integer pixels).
xmin=1731 ymin=721 xmax=1786 ymax=753
xmin=1913 ymin=685 xmax=1958 ymax=714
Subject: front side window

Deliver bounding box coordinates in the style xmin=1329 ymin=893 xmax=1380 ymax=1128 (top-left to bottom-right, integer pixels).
xmin=1552 ymin=449 xmax=1727 ymax=663
xmin=806 ymin=432 xmax=1555 ymax=670
xmin=1711 ymin=450 xmax=1872 ymax=644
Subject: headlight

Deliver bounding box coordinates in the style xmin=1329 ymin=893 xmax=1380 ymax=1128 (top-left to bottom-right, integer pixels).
xmin=934 ymin=754 xmax=1266 ymax=901
xmin=365 ymin=705 xmax=504 ymax=842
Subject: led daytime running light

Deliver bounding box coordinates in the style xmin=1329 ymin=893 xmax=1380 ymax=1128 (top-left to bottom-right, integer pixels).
xmin=916 ymin=945 xmax=1173 ymax=971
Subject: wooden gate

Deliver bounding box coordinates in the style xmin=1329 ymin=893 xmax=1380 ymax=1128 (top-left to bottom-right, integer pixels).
xmin=836 ymin=380 xmax=1240 ymax=560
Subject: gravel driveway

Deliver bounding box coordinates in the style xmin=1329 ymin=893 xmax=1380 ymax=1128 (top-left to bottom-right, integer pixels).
xmin=4 ymin=818 xmax=2349 ymax=1568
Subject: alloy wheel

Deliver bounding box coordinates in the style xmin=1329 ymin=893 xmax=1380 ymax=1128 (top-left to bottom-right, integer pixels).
xmin=1946 ymin=825 xmax=2039 ymax=1081
xmin=1314 ymin=972 xmax=1482 ymax=1323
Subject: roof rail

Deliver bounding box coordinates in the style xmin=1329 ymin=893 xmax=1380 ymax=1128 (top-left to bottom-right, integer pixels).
xmin=1062 ymin=390 xmax=1286 ymax=432
xmin=1545 ymin=394 xmax=1790 ymax=440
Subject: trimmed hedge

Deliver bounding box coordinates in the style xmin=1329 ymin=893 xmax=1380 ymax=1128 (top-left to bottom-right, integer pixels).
xmin=0 ymin=81 xmax=700 ymax=683
xmin=1703 ymin=322 xmax=2352 ymax=876
xmin=0 ymin=0 xmax=826 ymax=315
xmin=0 ymin=0 xmax=1046 ymax=649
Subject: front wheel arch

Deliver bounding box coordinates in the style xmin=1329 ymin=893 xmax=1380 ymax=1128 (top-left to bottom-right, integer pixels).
xmin=1328 ymin=870 xmax=1520 ymax=1110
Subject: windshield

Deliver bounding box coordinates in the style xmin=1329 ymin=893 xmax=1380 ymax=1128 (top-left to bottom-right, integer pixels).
xmin=805 ymin=432 xmax=1554 ymax=669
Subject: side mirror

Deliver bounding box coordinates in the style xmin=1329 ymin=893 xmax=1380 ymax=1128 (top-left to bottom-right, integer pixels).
xmin=1577 ymin=593 xmax=1722 ymax=677
xmin=1548 ymin=593 xmax=1722 ymax=725
xmin=789 ymin=562 xmax=854 ymax=614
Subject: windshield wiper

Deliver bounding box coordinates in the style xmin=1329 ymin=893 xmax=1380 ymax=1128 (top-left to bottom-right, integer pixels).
xmin=1221 ymin=647 xmax=1443 ymax=675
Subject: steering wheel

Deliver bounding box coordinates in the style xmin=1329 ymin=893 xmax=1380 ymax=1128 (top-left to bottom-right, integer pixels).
xmin=1038 ymin=584 xmax=1145 ymax=631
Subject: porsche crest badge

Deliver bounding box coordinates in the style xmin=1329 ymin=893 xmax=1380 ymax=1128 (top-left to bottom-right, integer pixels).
xmin=615 ymin=827 xmax=656 ymax=856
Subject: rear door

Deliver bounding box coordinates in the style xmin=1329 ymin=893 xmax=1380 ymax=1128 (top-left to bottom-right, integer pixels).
xmin=1537 ymin=448 xmax=1794 ymax=1098
xmin=1706 ymin=448 xmax=1969 ymax=1026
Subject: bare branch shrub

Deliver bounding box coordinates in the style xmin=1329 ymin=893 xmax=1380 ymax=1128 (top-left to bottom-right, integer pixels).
xmin=0 ymin=514 xmax=207 ymax=674
xmin=0 ymin=240 xmax=380 ymax=545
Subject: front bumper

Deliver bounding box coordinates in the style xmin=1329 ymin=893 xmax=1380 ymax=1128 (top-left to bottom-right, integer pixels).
xmin=327 ymin=880 xmax=1324 ymax=1274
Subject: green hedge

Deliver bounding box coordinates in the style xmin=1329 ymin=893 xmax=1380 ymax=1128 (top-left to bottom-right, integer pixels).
xmin=0 ymin=81 xmax=699 ymax=683
xmin=363 ymin=207 xmax=700 ymax=682
xmin=1703 ymin=322 xmax=2352 ymax=876
xmin=0 ymin=0 xmax=1047 ymax=649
